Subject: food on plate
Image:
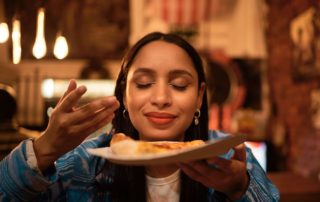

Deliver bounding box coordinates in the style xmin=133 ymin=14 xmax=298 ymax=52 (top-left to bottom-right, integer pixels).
xmin=110 ymin=133 xmax=205 ymax=155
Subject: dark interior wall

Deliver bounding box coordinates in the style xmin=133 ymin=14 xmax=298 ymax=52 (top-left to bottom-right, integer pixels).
xmin=267 ymin=0 xmax=320 ymax=177
xmin=3 ymin=0 xmax=129 ymax=59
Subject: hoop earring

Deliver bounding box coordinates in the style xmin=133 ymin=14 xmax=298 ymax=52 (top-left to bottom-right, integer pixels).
xmin=123 ymin=109 xmax=128 ymax=119
xmin=194 ymin=109 xmax=201 ymax=125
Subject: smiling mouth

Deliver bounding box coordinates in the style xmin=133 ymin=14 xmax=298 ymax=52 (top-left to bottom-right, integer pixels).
xmin=145 ymin=112 xmax=176 ymax=125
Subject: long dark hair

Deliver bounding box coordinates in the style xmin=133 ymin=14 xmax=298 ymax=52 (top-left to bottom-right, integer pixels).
xmin=111 ymin=32 xmax=209 ymax=202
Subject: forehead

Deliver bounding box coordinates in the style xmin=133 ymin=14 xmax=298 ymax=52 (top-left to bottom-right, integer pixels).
xmin=129 ymin=41 xmax=196 ymax=74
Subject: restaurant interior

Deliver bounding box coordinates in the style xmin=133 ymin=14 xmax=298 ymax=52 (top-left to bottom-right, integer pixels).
xmin=0 ymin=0 xmax=320 ymax=201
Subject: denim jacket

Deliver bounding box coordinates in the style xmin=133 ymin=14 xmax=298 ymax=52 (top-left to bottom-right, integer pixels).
xmin=0 ymin=131 xmax=280 ymax=201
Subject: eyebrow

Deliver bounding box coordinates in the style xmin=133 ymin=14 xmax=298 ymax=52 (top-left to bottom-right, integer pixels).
xmin=169 ymin=69 xmax=194 ymax=78
xmin=132 ymin=68 xmax=155 ymax=75
xmin=133 ymin=67 xmax=194 ymax=78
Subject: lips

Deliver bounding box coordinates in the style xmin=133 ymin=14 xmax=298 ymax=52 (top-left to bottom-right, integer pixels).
xmin=145 ymin=112 xmax=177 ymax=125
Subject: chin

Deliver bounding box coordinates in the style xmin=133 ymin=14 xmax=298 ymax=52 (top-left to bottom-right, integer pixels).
xmin=139 ymin=130 xmax=184 ymax=141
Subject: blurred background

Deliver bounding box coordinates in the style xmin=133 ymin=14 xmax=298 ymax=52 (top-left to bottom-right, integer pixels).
xmin=0 ymin=0 xmax=320 ymax=200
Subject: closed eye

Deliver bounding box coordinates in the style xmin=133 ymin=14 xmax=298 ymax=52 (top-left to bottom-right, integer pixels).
xmin=136 ymin=83 xmax=153 ymax=89
xmin=170 ymin=84 xmax=188 ymax=91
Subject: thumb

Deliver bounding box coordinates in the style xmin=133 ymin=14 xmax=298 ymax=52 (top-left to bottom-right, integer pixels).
xmin=232 ymin=143 xmax=246 ymax=162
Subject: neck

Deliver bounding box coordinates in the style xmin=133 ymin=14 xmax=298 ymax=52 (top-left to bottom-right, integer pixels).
xmin=146 ymin=164 xmax=179 ymax=178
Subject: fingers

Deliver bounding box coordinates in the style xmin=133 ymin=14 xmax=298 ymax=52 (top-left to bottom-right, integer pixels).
xmin=68 ymin=107 xmax=116 ymax=138
xmin=207 ymin=157 xmax=233 ymax=171
xmin=60 ymin=96 xmax=119 ymax=137
xmin=179 ymin=161 xmax=223 ymax=188
xmin=59 ymin=85 xmax=87 ymax=112
xmin=86 ymin=112 xmax=115 ymax=134
xmin=67 ymin=96 xmax=119 ymax=125
xmin=179 ymin=144 xmax=249 ymax=200
xmin=232 ymin=144 xmax=246 ymax=162
xmin=179 ymin=162 xmax=210 ymax=185
xmin=179 ymin=145 xmax=247 ymax=183
xmin=57 ymin=79 xmax=77 ymax=105
xmin=180 ymin=161 xmax=222 ymax=179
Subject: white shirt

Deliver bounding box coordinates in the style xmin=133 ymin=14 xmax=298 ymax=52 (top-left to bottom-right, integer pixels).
xmin=146 ymin=169 xmax=181 ymax=202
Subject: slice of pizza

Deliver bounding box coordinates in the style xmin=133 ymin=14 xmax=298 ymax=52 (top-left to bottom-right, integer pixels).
xmin=110 ymin=133 xmax=205 ymax=155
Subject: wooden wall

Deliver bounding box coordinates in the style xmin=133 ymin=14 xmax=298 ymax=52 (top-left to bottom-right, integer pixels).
xmin=267 ymin=0 xmax=320 ymax=178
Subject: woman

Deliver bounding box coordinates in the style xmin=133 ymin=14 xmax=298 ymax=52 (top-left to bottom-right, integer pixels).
xmin=0 ymin=32 xmax=279 ymax=201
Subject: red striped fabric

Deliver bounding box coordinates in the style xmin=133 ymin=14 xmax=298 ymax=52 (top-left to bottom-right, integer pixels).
xmin=154 ymin=0 xmax=213 ymax=26
xmin=177 ymin=0 xmax=183 ymax=25
xmin=191 ymin=0 xmax=198 ymax=25
xmin=162 ymin=0 xmax=169 ymax=23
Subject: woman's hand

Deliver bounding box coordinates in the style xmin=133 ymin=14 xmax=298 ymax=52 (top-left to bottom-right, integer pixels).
xmin=179 ymin=143 xmax=249 ymax=201
xmin=34 ymin=79 xmax=120 ymax=171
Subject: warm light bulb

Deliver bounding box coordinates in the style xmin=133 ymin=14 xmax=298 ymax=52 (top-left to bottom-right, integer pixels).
xmin=12 ymin=19 xmax=21 ymax=64
xmin=53 ymin=35 xmax=68 ymax=59
xmin=32 ymin=8 xmax=47 ymax=59
xmin=41 ymin=79 xmax=54 ymax=98
xmin=0 ymin=22 xmax=9 ymax=43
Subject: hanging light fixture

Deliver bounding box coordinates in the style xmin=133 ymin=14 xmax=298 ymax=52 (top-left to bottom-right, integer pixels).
xmin=0 ymin=0 xmax=9 ymax=43
xmin=12 ymin=18 xmax=21 ymax=64
xmin=32 ymin=7 xmax=47 ymax=59
xmin=53 ymin=31 xmax=68 ymax=59
xmin=53 ymin=1 xmax=69 ymax=60
xmin=0 ymin=22 xmax=9 ymax=43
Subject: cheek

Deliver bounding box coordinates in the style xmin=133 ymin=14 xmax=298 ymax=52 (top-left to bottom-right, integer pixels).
xmin=125 ymin=86 xmax=148 ymax=111
xmin=174 ymin=91 xmax=199 ymax=114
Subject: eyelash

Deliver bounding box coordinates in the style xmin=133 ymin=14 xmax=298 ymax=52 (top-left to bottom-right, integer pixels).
xmin=136 ymin=83 xmax=187 ymax=91
xmin=170 ymin=84 xmax=187 ymax=91
xmin=136 ymin=83 xmax=153 ymax=89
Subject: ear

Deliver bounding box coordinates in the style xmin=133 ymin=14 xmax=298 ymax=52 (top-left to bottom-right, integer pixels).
xmin=196 ymin=82 xmax=206 ymax=109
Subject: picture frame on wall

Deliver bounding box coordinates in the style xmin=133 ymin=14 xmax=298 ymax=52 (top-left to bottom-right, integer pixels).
xmin=290 ymin=5 xmax=320 ymax=81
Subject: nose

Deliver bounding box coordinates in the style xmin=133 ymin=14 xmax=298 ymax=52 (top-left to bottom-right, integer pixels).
xmin=150 ymin=82 xmax=172 ymax=108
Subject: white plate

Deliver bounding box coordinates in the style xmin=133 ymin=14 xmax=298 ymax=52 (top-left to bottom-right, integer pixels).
xmin=87 ymin=134 xmax=246 ymax=165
